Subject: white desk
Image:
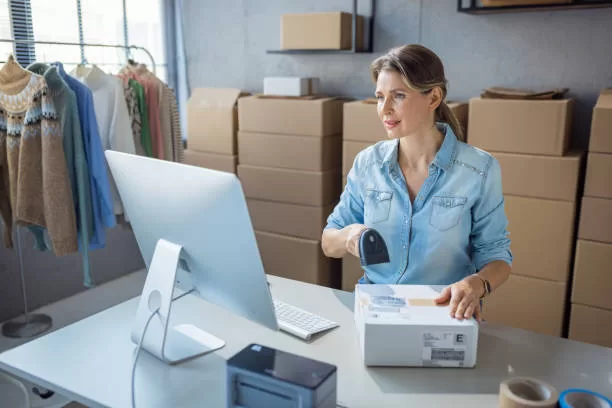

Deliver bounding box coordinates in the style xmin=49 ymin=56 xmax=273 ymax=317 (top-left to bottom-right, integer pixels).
xmin=0 ymin=276 xmax=611 ymax=408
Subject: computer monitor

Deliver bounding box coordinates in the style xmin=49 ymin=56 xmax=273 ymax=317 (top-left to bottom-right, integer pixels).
xmin=105 ymin=151 xmax=278 ymax=365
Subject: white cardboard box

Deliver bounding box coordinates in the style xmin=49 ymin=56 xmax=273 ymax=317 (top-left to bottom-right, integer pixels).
xmin=263 ymin=77 xmax=320 ymax=97
xmin=354 ymin=284 xmax=479 ymax=367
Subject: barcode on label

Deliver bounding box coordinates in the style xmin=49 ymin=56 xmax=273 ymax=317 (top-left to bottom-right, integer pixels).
xmin=431 ymin=348 xmax=465 ymax=362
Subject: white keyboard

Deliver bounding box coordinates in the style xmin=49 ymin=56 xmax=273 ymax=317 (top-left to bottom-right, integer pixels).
xmin=273 ymin=299 xmax=339 ymax=341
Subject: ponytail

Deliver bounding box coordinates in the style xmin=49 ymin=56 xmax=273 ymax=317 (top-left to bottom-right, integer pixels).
xmin=436 ymin=101 xmax=465 ymax=142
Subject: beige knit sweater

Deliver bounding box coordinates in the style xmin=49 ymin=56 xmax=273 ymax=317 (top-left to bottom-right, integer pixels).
xmin=0 ymin=60 xmax=78 ymax=255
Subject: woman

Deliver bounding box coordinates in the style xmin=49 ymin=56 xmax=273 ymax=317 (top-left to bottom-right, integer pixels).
xmin=322 ymin=44 xmax=512 ymax=322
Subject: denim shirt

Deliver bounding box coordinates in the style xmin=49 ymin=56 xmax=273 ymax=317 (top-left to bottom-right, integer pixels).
xmin=325 ymin=123 xmax=512 ymax=285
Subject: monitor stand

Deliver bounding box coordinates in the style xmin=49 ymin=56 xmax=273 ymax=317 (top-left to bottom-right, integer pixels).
xmin=131 ymin=239 xmax=225 ymax=365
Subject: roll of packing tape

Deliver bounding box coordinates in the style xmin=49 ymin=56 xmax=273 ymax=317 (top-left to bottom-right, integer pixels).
xmin=559 ymin=389 xmax=612 ymax=408
xmin=499 ymin=377 xmax=559 ymax=408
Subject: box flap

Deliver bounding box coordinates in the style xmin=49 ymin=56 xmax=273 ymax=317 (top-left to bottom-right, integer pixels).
xmin=596 ymin=88 xmax=612 ymax=109
xmin=189 ymin=88 xmax=245 ymax=108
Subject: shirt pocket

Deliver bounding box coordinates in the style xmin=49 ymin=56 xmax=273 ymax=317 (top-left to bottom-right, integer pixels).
xmin=365 ymin=189 xmax=393 ymax=224
xmin=429 ymin=196 xmax=467 ymax=231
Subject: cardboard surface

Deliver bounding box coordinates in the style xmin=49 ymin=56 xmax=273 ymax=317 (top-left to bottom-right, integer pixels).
xmin=482 ymin=0 xmax=571 ymax=5
xmin=354 ymin=284 xmax=479 ymax=367
xmin=572 ymin=240 xmax=612 ymax=310
xmin=343 ymin=100 xmax=387 ymax=142
xmin=343 ymin=141 xmax=373 ymax=176
xmin=584 ymin=153 xmax=612 ymax=199
xmin=578 ymin=197 xmax=612 ymax=243
xmin=238 ymin=96 xmax=344 ymax=137
xmin=590 ymin=89 xmax=612 ymax=154
xmin=182 ymin=150 xmax=237 ymax=174
xmin=238 ymin=164 xmax=340 ymax=206
xmin=569 ymin=303 xmax=612 ymax=348
xmin=263 ymin=77 xmax=319 ymax=97
xmin=468 ymin=97 xmax=572 ymax=156
xmin=506 ymin=195 xmax=576 ymax=282
xmin=483 ymin=274 xmax=566 ymax=337
xmin=238 ymin=131 xmax=341 ymax=172
xmin=247 ymin=199 xmax=334 ymax=240
xmin=254 ymin=230 xmax=339 ymax=288
xmin=281 ymin=12 xmax=364 ymax=50
xmin=494 ymin=151 xmax=582 ymax=201
xmin=341 ymin=254 xmax=363 ymax=291
xmin=187 ymin=88 xmax=246 ymax=155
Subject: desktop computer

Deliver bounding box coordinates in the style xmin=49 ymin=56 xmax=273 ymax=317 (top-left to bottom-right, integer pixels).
xmin=105 ymin=151 xmax=338 ymax=365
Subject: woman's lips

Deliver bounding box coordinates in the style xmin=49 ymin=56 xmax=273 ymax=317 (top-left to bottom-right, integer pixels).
xmin=384 ymin=120 xmax=400 ymax=129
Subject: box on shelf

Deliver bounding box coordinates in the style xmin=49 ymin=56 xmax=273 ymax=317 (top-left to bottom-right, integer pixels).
xmin=569 ymin=303 xmax=612 ymax=349
xmin=247 ymin=199 xmax=334 ymax=241
xmin=182 ymin=150 xmax=237 ymax=174
xmin=505 ymin=195 xmax=576 ymax=282
xmin=584 ymin=153 xmax=612 ymax=199
xmin=239 ymin=96 xmax=344 ymax=137
xmin=255 ymin=231 xmax=339 ymax=288
xmin=263 ymin=77 xmax=320 ymax=97
xmin=483 ymin=274 xmax=566 ymax=337
xmin=468 ymin=97 xmax=572 ymax=156
xmin=354 ymin=284 xmax=478 ymax=367
xmin=238 ymin=165 xmax=340 ymax=206
xmin=494 ymin=151 xmax=582 ymax=201
xmin=571 ymin=240 xmax=612 ymax=311
xmin=590 ymin=89 xmax=612 ymax=154
xmin=187 ymin=88 xmax=248 ymax=155
xmin=281 ymin=12 xmax=364 ymax=51
xmin=238 ymin=131 xmax=341 ymax=172
xmin=578 ymin=197 xmax=612 ymax=243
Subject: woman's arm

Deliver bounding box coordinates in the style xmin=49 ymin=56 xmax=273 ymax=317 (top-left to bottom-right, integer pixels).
xmin=436 ymin=156 xmax=513 ymax=321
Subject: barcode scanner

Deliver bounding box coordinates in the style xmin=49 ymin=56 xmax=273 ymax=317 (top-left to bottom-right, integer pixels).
xmin=359 ymin=228 xmax=390 ymax=266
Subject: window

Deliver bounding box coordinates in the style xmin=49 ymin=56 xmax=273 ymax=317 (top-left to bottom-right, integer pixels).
xmin=2 ymin=0 xmax=166 ymax=82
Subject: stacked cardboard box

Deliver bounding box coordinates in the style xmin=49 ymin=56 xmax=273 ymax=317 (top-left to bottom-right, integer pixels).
xmin=237 ymin=95 xmax=344 ymax=287
xmin=569 ymin=89 xmax=612 ymax=348
xmin=468 ymin=96 xmax=581 ymax=337
xmin=185 ymin=88 xmax=247 ymax=173
xmin=340 ymin=100 xmax=469 ymax=291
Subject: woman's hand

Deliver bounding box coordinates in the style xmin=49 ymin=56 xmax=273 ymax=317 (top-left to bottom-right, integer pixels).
xmin=344 ymin=224 xmax=368 ymax=258
xmin=434 ymin=275 xmax=484 ymax=322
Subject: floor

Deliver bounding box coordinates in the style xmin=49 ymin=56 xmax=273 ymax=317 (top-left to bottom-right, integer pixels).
xmin=0 ymin=269 xmax=146 ymax=408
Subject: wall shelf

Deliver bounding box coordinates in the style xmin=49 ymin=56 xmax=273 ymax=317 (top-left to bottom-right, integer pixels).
xmin=267 ymin=0 xmax=375 ymax=54
xmin=457 ymin=0 xmax=612 ymax=14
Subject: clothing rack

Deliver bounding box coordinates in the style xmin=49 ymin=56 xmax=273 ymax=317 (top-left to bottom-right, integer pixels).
xmin=0 ymin=39 xmax=157 ymax=74
xmin=0 ymin=38 xmax=156 ymax=340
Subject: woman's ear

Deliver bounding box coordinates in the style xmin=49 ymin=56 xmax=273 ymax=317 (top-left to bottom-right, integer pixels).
xmin=429 ymin=87 xmax=443 ymax=111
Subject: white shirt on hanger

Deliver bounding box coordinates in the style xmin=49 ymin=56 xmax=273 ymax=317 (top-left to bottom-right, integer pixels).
xmin=71 ymin=64 xmax=135 ymax=216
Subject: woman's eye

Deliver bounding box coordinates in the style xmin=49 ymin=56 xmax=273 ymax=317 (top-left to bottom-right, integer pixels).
xmin=376 ymin=95 xmax=384 ymax=101
xmin=395 ymin=93 xmax=405 ymax=100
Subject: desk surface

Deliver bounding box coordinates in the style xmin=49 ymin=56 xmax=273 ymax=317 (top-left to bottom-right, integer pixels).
xmin=0 ymin=276 xmax=611 ymax=408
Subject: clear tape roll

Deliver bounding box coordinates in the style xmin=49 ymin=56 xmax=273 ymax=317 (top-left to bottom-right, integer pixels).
xmin=499 ymin=377 xmax=559 ymax=408
xmin=559 ymin=389 xmax=612 ymax=408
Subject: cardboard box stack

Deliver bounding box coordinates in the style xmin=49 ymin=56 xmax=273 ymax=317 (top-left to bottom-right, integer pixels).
xmin=569 ymin=89 xmax=612 ymax=348
xmin=185 ymin=88 xmax=248 ymax=174
xmin=468 ymin=94 xmax=581 ymax=337
xmin=237 ymin=95 xmax=344 ymax=288
xmin=340 ymin=100 xmax=469 ymax=291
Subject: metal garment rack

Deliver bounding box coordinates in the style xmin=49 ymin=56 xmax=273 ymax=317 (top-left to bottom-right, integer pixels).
xmin=0 ymin=38 xmax=157 ymax=74
xmin=0 ymin=38 xmax=156 ymax=340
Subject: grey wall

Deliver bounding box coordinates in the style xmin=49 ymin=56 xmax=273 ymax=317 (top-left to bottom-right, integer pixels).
xmin=0 ymin=228 xmax=144 ymax=322
xmin=183 ymin=0 xmax=612 ymax=150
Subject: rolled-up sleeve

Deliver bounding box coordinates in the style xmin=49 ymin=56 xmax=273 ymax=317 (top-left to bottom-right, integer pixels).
xmin=324 ymin=153 xmax=365 ymax=230
xmin=471 ymin=156 xmax=513 ymax=271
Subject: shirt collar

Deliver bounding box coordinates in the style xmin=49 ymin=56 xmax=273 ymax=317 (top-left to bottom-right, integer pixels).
xmin=380 ymin=122 xmax=458 ymax=172
xmin=70 ymin=64 xmax=108 ymax=90
xmin=28 ymin=63 xmax=67 ymax=96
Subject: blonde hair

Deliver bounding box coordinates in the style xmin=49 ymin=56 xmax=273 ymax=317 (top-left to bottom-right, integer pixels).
xmin=370 ymin=44 xmax=465 ymax=142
